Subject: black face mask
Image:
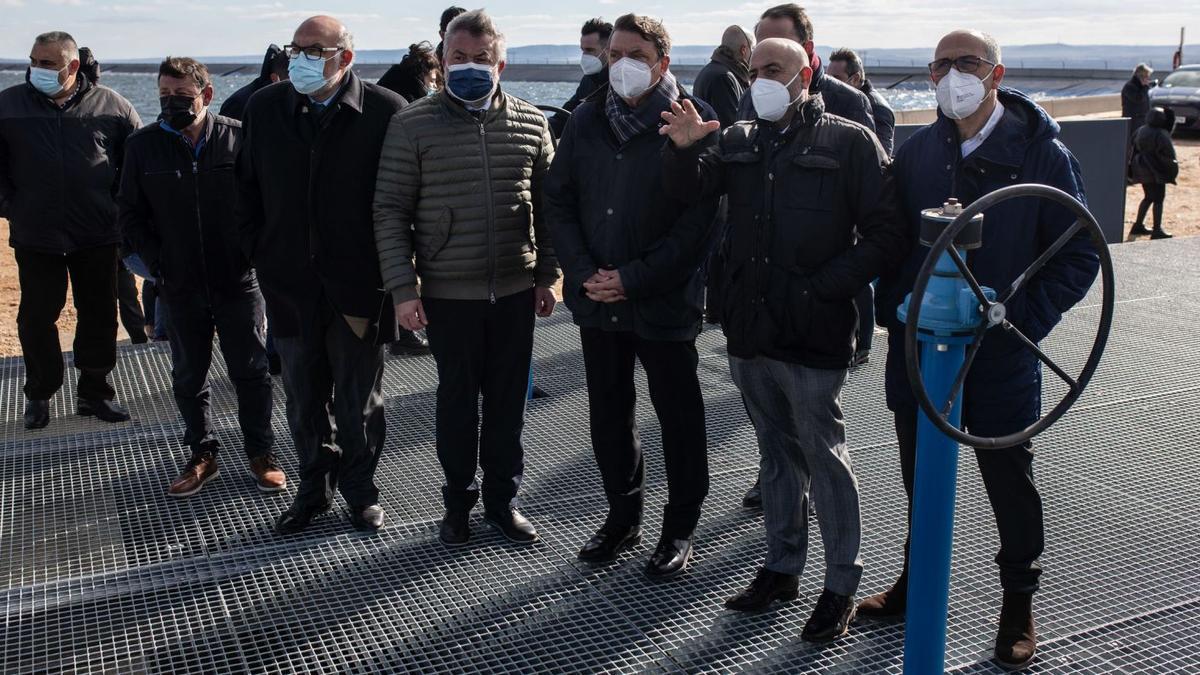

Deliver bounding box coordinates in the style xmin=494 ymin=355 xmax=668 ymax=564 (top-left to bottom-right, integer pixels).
xmin=159 ymin=94 xmax=199 ymax=130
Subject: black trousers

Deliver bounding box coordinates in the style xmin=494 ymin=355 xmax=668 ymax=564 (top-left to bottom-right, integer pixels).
xmin=162 ymin=284 xmax=273 ymax=456
xmin=274 ymin=295 xmax=385 ymax=509
xmin=894 ymin=408 xmax=1044 ymax=593
xmin=1135 ymin=182 xmax=1166 ymax=230
xmin=15 ymin=244 xmax=118 ymax=401
xmin=116 ymin=261 xmax=146 ymax=344
xmin=424 ymin=289 xmax=535 ymax=515
xmin=580 ymin=328 xmax=709 ymax=540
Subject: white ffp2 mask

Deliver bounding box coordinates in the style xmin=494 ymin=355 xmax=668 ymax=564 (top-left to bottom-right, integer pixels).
xmin=609 ymin=57 xmax=655 ymax=99
xmin=580 ymin=54 xmax=604 ymax=76
xmin=936 ymin=67 xmax=991 ymax=120
xmin=751 ymin=71 xmax=801 ymax=122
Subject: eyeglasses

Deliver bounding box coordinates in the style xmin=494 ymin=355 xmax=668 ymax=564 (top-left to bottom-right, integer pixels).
xmin=928 ymin=55 xmax=995 ymax=78
xmin=284 ymin=44 xmax=343 ymax=61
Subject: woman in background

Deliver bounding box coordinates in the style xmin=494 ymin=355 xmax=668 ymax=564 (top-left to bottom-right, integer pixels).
xmin=1129 ymin=106 xmax=1179 ymax=240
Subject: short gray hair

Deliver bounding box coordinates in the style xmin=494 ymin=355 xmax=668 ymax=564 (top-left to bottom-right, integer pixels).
xmin=829 ymin=47 xmax=864 ymax=78
xmin=1134 ymin=63 xmax=1153 ymax=77
xmin=34 ymin=31 xmax=79 ymax=63
xmin=444 ymin=9 xmax=507 ymax=62
xmin=337 ymin=26 xmax=354 ymax=51
xmin=980 ymin=31 xmax=1001 ymax=64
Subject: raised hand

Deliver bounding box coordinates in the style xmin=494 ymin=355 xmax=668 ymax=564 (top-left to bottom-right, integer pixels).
xmin=659 ymin=99 xmax=721 ymax=149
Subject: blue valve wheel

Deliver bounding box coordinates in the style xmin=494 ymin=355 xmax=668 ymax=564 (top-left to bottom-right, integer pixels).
xmin=904 ymin=184 xmax=1116 ymax=449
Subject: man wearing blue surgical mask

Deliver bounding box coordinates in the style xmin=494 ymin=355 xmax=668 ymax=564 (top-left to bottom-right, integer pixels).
xmin=660 ymin=37 xmax=906 ymax=636
xmin=374 ymin=9 xmax=559 ymax=549
xmin=0 ymin=31 xmax=141 ymax=430
xmin=236 ymin=15 xmax=407 ymax=535
xmin=864 ymin=30 xmax=1099 ymax=671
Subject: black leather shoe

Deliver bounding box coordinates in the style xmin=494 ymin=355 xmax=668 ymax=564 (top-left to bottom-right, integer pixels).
xmin=274 ymin=500 xmax=332 ymax=535
xmin=645 ymin=537 xmax=693 ymax=579
xmin=802 ymin=589 xmax=856 ymax=642
xmin=77 ymin=398 xmax=131 ymax=423
xmin=439 ymin=511 xmax=471 ymax=547
xmin=349 ymin=504 xmax=385 ymax=531
xmin=742 ymin=477 xmax=762 ymax=509
xmin=389 ymin=330 xmax=431 ymax=356
xmin=724 ymin=567 xmax=800 ymax=611
xmin=1129 ymin=223 xmax=1151 ymax=236
xmin=23 ymin=399 xmax=50 ymax=430
xmin=484 ymin=507 xmax=539 ymax=544
xmin=1151 ymin=228 xmax=1174 ymax=240
xmin=577 ymin=525 xmax=642 ymax=563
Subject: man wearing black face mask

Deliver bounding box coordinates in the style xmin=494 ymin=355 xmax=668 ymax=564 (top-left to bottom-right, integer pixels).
xmin=118 ymin=57 xmax=282 ymax=499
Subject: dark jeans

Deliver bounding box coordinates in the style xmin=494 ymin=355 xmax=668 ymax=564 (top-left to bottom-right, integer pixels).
xmin=116 ymin=260 xmax=146 ymax=343
xmin=894 ymin=407 xmax=1044 ymax=593
xmin=855 ymin=283 xmax=875 ymax=354
xmin=1135 ymin=182 xmax=1166 ymax=230
xmin=424 ymin=288 xmax=535 ymax=516
xmin=162 ymin=285 xmax=273 ymax=456
xmin=273 ymin=295 xmax=385 ymax=509
xmin=579 ymin=328 xmax=709 ymax=540
xmin=15 ymin=244 xmax=118 ymax=402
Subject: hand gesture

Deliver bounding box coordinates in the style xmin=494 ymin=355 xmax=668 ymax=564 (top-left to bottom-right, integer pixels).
xmin=659 ymin=99 xmax=721 ymax=149
xmin=584 ymin=269 xmax=626 ymax=304
xmin=396 ymin=299 xmax=428 ymax=331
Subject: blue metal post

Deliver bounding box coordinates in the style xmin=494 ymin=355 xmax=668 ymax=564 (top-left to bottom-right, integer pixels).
xmin=898 ymin=233 xmax=991 ymax=674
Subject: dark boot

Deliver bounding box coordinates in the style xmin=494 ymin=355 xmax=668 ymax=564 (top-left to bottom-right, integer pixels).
xmin=856 ymin=572 xmax=908 ymax=621
xmin=23 ymin=399 xmax=50 ymax=430
xmin=802 ymin=589 xmax=856 ymax=642
xmin=994 ymin=591 xmax=1037 ymax=670
xmin=741 ymin=476 xmax=762 ymax=509
xmin=1151 ymin=228 xmax=1173 ymax=240
xmin=439 ymin=510 xmax=471 ymax=547
xmin=1129 ymin=223 xmax=1151 ymax=236
xmin=724 ymin=567 xmax=799 ymax=612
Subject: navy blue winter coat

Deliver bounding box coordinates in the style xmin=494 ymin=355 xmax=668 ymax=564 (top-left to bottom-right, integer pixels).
xmin=876 ymin=88 xmax=1100 ymax=437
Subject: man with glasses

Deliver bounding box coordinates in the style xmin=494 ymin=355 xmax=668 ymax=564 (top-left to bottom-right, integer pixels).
xmin=0 ymin=31 xmax=140 ymax=430
xmin=862 ymin=30 xmax=1099 ymax=670
xmin=236 ymin=15 xmax=407 ymax=534
xmin=119 ymin=57 xmax=281 ymax=498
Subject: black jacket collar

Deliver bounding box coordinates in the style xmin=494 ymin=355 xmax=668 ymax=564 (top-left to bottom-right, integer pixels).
xmin=289 ymin=69 xmax=363 ymax=116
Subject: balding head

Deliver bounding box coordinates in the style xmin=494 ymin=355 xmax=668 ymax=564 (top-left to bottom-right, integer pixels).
xmin=935 ymin=29 xmax=1000 ymax=66
xmin=290 ymin=15 xmax=355 ymax=100
xmin=749 ymin=38 xmax=812 ymax=124
xmin=720 ymin=25 xmax=755 ymax=66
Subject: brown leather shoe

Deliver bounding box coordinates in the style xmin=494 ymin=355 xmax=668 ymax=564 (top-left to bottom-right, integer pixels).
xmin=994 ymin=591 xmax=1037 ymax=670
xmin=856 ymin=573 xmax=908 ymax=621
xmin=169 ymin=448 xmax=219 ymax=497
xmin=247 ymin=453 xmax=287 ymax=492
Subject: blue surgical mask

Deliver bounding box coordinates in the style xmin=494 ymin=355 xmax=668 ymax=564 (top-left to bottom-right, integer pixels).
xmin=445 ymin=63 xmax=496 ymax=104
xmin=29 ymin=66 xmax=67 ymax=97
xmin=288 ymin=51 xmax=341 ymax=96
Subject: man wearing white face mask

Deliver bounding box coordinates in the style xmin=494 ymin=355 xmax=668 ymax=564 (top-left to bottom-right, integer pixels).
xmin=866 ymin=30 xmax=1099 ymax=671
xmin=661 ymin=37 xmax=906 ymax=637
xmin=0 ymin=31 xmax=141 ymax=430
xmin=545 ymin=13 xmax=721 ymax=581
xmin=236 ymin=15 xmax=407 ymax=535
xmin=550 ymin=18 xmax=612 ymax=137
xmin=374 ymin=9 xmax=559 ymax=549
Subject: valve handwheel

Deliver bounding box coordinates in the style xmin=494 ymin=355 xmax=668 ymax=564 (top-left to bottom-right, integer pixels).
xmin=904 ymin=184 xmax=1117 ymax=449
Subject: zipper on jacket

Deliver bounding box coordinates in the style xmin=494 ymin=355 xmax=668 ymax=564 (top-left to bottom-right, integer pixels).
xmin=479 ymin=120 xmax=497 ymax=304
xmin=183 ymin=135 xmax=213 ymax=304
xmin=56 ymin=109 xmax=67 ymax=255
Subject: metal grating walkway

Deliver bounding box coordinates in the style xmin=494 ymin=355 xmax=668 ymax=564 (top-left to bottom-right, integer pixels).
xmin=3 ymin=238 xmax=1200 ymax=674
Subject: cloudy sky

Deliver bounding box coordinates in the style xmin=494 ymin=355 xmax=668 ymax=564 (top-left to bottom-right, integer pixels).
xmin=0 ymin=0 xmax=1191 ymax=59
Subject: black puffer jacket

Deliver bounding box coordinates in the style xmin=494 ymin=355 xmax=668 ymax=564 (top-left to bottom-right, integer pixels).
xmin=219 ymin=45 xmax=284 ymax=121
xmin=236 ymin=72 xmax=406 ymax=342
xmin=118 ymin=113 xmax=253 ymax=296
xmin=664 ymin=95 xmax=907 ymax=368
xmin=0 ymin=73 xmax=141 ymax=253
xmin=545 ymin=85 xmax=721 ymax=342
xmin=1120 ymin=75 xmax=1151 ymax=128
xmin=1131 ymin=107 xmax=1179 ymax=185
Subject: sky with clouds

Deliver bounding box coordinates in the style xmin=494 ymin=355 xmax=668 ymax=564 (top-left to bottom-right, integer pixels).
xmin=0 ymin=0 xmax=1191 ymax=59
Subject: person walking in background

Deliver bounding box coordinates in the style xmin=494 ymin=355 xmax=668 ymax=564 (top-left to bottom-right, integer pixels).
xmin=237 ymin=15 xmax=407 ymax=534
xmin=119 ymin=57 xmax=283 ymax=499
xmin=1121 ymin=63 xmax=1154 ymax=137
xmin=693 ymin=25 xmax=754 ymax=128
xmin=550 ymin=18 xmax=613 ymax=137
xmin=1129 ymin=106 xmax=1179 ymax=240
xmin=374 ymin=9 xmax=559 ymax=548
xmin=218 ymin=44 xmax=289 ymax=121
xmin=0 ymin=31 xmax=139 ymax=430
xmin=545 ymin=13 xmax=719 ymax=580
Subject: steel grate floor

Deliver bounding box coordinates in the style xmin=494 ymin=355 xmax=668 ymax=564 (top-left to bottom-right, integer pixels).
xmin=3 ymin=237 xmax=1200 ymax=673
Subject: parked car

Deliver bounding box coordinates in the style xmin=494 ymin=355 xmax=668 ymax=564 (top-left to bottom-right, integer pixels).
xmin=1150 ymin=64 xmax=1200 ymax=131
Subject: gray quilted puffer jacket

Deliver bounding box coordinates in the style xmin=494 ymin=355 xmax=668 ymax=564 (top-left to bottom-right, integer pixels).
xmin=373 ymin=88 xmax=560 ymax=303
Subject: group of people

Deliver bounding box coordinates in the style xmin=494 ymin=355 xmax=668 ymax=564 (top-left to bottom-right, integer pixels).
xmin=0 ymin=4 xmax=1104 ymax=670
xmin=1121 ymin=62 xmax=1181 ymax=239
